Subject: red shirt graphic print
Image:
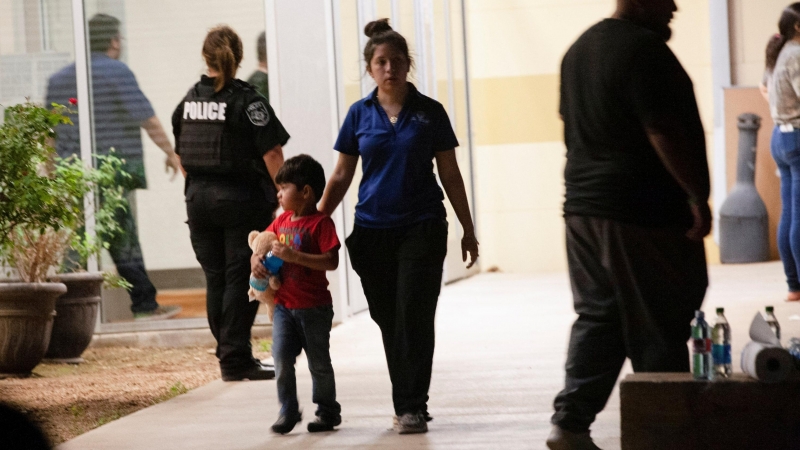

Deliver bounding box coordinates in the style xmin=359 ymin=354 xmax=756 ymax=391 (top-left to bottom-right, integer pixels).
xmin=266 ymin=211 xmax=340 ymax=309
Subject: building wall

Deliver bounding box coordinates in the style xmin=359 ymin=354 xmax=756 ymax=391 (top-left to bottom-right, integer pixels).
xmin=729 ymin=0 xmax=786 ymax=86
xmin=465 ymin=0 xmax=715 ymax=272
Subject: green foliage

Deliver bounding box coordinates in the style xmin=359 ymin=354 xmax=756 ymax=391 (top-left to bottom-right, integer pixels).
xmin=156 ymin=381 xmax=189 ymax=403
xmin=0 ymin=102 xmax=76 ymax=249
xmin=62 ymin=152 xmax=132 ymax=279
xmin=254 ymin=338 xmax=272 ymax=353
xmin=95 ymin=410 xmax=123 ymax=426
xmin=69 ymin=404 xmax=86 ymax=418
xmin=102 ymin=272 xmax=133 ymax=291
xmin=0 ymin=101 xmax=133 ymax=285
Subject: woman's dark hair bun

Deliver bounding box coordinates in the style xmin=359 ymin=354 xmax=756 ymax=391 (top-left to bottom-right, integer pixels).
xmin=364 ymin=19 xmax=392 ymax=38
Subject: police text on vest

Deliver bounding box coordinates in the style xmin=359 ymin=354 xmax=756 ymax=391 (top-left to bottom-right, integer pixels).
xmin=183 ymin=101 xmax=227 ymax=121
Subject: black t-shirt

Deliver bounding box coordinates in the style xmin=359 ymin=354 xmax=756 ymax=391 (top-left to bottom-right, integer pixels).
xmin=172 ymin=76 xmax=289 ymax=195
xmin=560 ymin=19 xmax=706 ymax=228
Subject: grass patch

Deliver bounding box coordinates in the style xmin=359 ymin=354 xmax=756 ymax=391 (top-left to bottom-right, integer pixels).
xmin=155 ymin=381 xmax=189 ymax=403
xmin=95 ymin=410 xmax=123 ymax=427
xmin=69 ymin=404 xmax=85 ymax=418
xmin=254 ymin=338 xmax=272 ymax=353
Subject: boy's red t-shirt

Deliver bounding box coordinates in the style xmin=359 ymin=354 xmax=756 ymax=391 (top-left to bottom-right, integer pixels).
xmin=266 ymin=211 xmax=340 ymax=309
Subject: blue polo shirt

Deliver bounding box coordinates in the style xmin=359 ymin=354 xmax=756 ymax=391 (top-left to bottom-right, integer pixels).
xmin=46 ymin=54 xmax=155 ymax=188
xmin=334 ymin=83 xmax=459 ymax=228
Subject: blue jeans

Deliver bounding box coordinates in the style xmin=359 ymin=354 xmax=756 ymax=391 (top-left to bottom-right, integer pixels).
xmin=771 ymin=125 xmax=800 ymax=292
xmin=272 ymin=304 xmax=340 ymax=420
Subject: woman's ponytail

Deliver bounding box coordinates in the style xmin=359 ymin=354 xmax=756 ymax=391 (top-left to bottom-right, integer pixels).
xmin=202 ymin=26 xmax=243 ymax=92
xmin=766 ymin=34 xmax=785 ymax=72
xmin=770 ymin=3 xmax=800 ymax=72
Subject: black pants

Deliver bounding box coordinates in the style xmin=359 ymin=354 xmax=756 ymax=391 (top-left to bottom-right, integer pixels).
xmin=552 ymin=216 xmax=707 ymax=432
xmin=64 ymin=190 xmax=158 ymax=313
xmin=346 ymin=219 xmax=448 ymax=416
xmin=186 ymin=180 xmax=274 ymax=373
xmin=107 ymin=190 xmax=159 ymax=313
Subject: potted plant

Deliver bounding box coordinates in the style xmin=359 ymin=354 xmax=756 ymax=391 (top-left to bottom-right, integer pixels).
xmin=45 ymin=152 xmax=132 ymax=363
xmin=0 ymin=101 xmax=130 ymax=374
xmin=0 ymin=101 xmax=77 ymax=377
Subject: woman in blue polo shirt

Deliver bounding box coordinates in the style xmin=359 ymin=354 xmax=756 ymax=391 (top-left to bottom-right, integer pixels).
xmin=319 ymin=19 xmax=478 ymax=434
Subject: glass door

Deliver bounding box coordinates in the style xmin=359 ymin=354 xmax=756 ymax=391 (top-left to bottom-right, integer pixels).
xmin=49 ymin=0 xmax=270 ymax=331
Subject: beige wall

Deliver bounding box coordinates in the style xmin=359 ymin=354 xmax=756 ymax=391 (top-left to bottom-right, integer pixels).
xmin=466 ymin=0 xmax=715 ymax=272
xmin=729 ymin=0 xmax=787 ymax=87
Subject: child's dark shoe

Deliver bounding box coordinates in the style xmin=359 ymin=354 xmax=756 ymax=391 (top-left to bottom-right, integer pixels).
xmin=307 ymin=415 xmax=341 ymax=432
xmin=271 ymin=412 xmax=302 ymax=434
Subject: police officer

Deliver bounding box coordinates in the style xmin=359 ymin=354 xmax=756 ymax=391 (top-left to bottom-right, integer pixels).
xmin=172 ymin=25 xmax=289 ymax=381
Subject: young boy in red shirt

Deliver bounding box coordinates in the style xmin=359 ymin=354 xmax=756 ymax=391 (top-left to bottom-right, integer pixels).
xmin=250 ymin=154 xmax=342 ymax=434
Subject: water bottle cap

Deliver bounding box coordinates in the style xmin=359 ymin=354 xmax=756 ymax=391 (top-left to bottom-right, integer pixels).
xmin=695 ymin=310 xmax=704 ymax=319
xmin=716 ymin=307 xmax=724 ymax=314
xmin=766 ymin=306 xmax=774 ymax=313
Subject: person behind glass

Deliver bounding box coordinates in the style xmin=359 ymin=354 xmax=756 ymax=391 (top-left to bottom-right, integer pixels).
xmin=246 ymin=31 xmax=269 ymax=102
xmin=46 ymin=13 xmax=182 ymax=321
xmin=768 ymin=3 xmax=800 ymax=303
xmin=319 ymin=19 xmax=479 ymax=435
xmin=172 ymin=25 xmax=289 ymax=381
xmin=251 ymin=155 xmax=342 ymax=434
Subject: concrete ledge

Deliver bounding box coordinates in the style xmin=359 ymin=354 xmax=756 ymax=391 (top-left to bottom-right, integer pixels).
xmin=620 ymin=373 xmax=800 ymax=450
xmin=88 ymin=325 xmax=272 ymax=348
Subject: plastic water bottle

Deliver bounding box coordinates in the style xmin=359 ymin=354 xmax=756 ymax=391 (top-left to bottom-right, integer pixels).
xmin=691 ymin=310 xmax=712 ymax=380
xmin=765 ymin=306 xmax=781 ymax=342
xmin=711 ymin=307 xmax=732 ymax=378
xmin=261 ymin=251 xmax=284 ymax=274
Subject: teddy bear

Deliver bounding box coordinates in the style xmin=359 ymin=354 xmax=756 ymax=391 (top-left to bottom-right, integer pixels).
xmin=247 ymin=230 xmax=282 ymax=321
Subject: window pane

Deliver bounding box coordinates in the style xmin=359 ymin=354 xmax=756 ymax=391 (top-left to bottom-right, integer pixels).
xmin=74 ymin=0 xmax=268 ymax=324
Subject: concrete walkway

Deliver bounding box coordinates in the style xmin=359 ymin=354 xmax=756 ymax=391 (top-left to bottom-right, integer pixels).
xmin=57 ymin=262 xmax=800 ymax=450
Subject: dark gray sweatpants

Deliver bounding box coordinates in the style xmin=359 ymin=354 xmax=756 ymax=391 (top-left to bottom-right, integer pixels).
xmin=552 ymin=215 xmax=707 ymax=432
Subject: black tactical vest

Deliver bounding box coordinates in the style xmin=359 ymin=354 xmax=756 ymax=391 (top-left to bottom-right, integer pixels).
xmin=177 ymin=81 xmax=258 ymax=177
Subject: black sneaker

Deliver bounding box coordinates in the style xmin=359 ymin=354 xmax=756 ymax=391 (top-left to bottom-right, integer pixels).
xmin=221 ymin=364 xmax=275 ymax=381
xmin=307 ymin=415 xmax=341 ymax=432
xmin=393 ymin=412 xmax=427 ymax=434
xmin=271 ymin=412 xmax=302 ymax=434
xmin=546 ymin=425 xmax=601 ymax=450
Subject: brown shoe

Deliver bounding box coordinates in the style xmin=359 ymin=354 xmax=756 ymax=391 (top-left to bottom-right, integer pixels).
xmin=546 ymin=425 xmax=601 ymax=450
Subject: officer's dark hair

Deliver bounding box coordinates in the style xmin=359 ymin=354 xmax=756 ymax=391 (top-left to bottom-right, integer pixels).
xmin=275 ymin=154 xmax=326 ymax=201
xmin=363 ymin=19 xmax=414 ymax=74
xmin=767 ymin=3 xmax=800 ymax=72
xmin=88 ymin=14 xmax=120 ymax=53
xmin=203 ymin=25 xmax=243 ymax=93
xmin=256 ymin=31 xmax=267 ymax=64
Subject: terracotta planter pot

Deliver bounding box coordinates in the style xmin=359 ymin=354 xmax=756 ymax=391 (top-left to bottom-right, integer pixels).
xmin=0 ymin=282 xmax=65 ymax=377
xmin=45 ymin=273 xmax=103 ymax=362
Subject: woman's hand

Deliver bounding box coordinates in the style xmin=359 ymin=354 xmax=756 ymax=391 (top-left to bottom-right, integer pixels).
xmin=461 ymin=231 xmax=479 ymax=269
xmin=435 ymin=150 xmax=480 ymax=269
xmin=251 ymin=253 xmax=268 ymax=278
xmin=271 ymin=241 xmax=296 ymax=263
xmin=319 ymin=153 xmax=359 ymax=216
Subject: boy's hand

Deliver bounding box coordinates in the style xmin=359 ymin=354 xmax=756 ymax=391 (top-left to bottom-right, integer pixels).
xmin=271 ymin=242 xmax=296 ymax=263
xmin=251 ymin=253 xmax=269 ymax=278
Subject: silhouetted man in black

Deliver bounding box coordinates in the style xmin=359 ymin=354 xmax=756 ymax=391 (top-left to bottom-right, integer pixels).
xmin=549 ymin=1 xmax=711 ymax=448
